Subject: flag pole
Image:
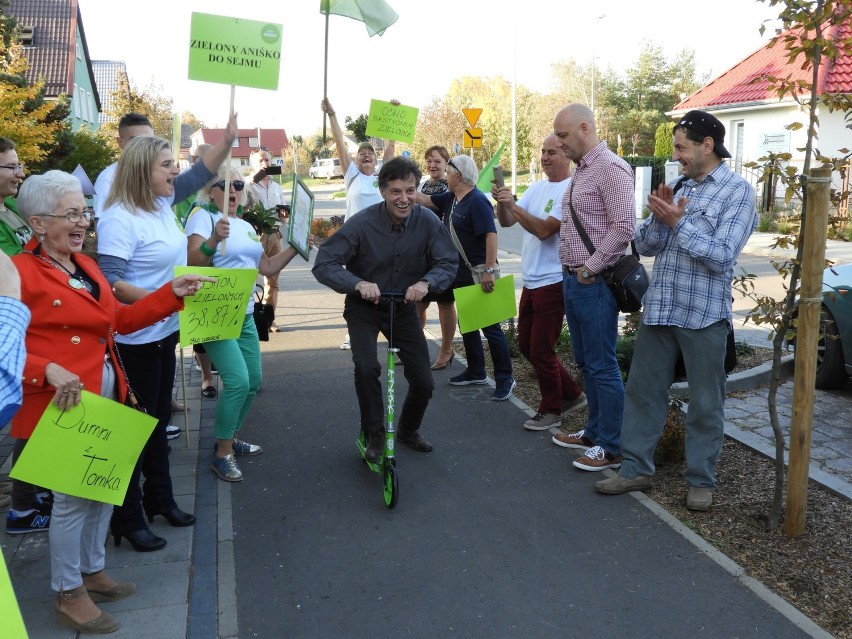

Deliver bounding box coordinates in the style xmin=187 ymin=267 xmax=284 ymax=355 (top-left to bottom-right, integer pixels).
xmin=221 ymin=84 xmax=235 ymax=255
xmin=323 ymin=11 xmax=330 ymax=143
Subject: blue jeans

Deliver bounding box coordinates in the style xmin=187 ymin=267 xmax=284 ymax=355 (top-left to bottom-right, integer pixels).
xmin=619 ymin=321 xmax=728 ymax=489
xmin=562 ymin=272 xmax=623 ymax=455
xmin=460 ymin=321 xmax=513 ymax=388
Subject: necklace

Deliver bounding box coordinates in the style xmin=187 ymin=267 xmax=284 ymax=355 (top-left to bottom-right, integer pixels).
xmin=30 ymin=247 xmax=93 ymax=293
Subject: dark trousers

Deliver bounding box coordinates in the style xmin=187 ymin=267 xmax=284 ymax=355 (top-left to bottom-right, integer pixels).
xmin=110 ymin=333 xmax=178 ymax=535
xmin=343 ymin=297 xmax=434 ymax=437
xmin=517 ymin=282 xmax=583 ymax=414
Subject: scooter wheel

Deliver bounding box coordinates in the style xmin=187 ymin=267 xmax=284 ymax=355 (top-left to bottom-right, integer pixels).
xmin=383 ymin=463 xmax=398 ymax=509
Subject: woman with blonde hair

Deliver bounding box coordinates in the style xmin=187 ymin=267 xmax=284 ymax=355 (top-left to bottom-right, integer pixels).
xmin=185 ymin=166 xmax=301 ymax=481
xmin=96 ymin=116 xmax=237 ymax=551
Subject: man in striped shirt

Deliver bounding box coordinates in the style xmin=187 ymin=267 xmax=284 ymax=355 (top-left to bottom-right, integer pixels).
xmin=596 ymin=110 xmax=757 ymax=511
xmin=551 ymin=103 xmax=635 ymax=472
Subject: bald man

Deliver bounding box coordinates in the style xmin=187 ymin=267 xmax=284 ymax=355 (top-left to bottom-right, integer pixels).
xmin=551 ymin=103 xmax=635 ymax=472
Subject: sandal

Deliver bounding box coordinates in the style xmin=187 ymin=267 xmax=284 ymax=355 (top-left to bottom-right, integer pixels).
xmin=201 ymin=385 xmax=218 ymax=399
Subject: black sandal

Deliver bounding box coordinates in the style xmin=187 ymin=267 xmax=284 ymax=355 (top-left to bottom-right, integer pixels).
xmin=201 ymin=385 xmax=218 ymax=398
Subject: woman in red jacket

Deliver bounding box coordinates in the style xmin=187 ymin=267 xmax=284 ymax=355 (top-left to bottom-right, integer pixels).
xmin=11 ymin=171 xmax=211 ymax=634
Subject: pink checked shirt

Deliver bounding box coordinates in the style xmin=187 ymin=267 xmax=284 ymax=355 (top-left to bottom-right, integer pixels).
xmin=559 ymin=142 xmax=635 ymax=275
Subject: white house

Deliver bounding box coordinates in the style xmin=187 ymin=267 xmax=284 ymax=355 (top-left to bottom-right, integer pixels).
xmin=671 ymin=17 xmax=851 ymax=213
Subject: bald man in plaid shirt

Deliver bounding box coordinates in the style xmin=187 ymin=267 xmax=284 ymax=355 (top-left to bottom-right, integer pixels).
xmin=551 ymin=103 xmax=635 ymax=472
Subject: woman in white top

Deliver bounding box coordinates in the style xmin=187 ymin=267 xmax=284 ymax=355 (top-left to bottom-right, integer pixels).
xmin=97 ymin=118 xmax=236 ymax=552
xmin=319 ymin=96 xmax=397 ymax=349
xmin=185 ymin=167 xmax=301 ymax=482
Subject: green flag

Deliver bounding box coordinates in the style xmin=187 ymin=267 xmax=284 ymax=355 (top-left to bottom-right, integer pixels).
xmin=320 ymin=0 xmax=399 ymax=37
xmin=476 ymin=143 xmax=506 ymax=193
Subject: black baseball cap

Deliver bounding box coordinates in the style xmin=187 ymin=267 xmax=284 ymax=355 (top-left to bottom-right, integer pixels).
xmin=677 ymin=110 xmax=732 ymax=159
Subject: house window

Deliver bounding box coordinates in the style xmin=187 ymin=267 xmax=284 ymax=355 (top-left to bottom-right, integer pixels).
xmin=76 ymin=42 xmax=82 ymax=60
xmin=248 ymin=137 xmax=259 ymax=148
xmin=232 ymin=138 xmax=240 ymax=148
xmin=732 ymin=120 xmax=745 ymax=173
xmin=72 ymin=84 xmax=79 ymax=119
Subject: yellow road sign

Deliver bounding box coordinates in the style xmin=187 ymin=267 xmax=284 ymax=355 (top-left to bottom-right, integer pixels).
xmin=462 ymin=108 xmax=482 ymax=127
xmin=463 ymin=128 xmax=482 ymax=148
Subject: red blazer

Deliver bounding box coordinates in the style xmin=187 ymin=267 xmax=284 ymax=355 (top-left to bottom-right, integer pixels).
xmin=11 ymin=241 xmax=184 ymax=439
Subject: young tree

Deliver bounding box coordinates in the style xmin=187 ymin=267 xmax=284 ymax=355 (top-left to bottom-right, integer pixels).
xmin=734 ymin=0 xmax=852 ymax=533
xmin=0 ymin=3 xmax=66 ymax=164
xmin=101 ymin=70 xmax=174 ymax=141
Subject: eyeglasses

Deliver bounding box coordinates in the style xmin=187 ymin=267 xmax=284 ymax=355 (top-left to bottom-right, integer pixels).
xmin=0 ymin=163 xmax=25 ymax=173
xmin=213 ymin=180 xmax=245 ymax=191
xmin=37 ymin=208 xmax=94 ymax=224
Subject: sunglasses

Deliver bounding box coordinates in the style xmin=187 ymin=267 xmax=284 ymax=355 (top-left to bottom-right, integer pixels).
xmin=213 ymin=179 xmax=245 ymax=191
xmin=447 ymin=160 xmax=461 ymax=174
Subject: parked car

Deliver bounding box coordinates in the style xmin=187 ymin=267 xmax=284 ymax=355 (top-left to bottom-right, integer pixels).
xmin=309 ymin=158 xmax=343 ymax=179
xmin=791 ymin=263 xmax=852 ymax=389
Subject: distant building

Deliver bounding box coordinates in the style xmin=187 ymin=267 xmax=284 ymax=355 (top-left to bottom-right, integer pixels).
xmin=672 ymin=18 xmax=852 ymax=187
xmin=190 ymin=128 xmax=290 ymax=170
xmin=8 ymin=0 xmax=101 ymax=131
xmin=91 ymin=60 xmax=126 ymax=127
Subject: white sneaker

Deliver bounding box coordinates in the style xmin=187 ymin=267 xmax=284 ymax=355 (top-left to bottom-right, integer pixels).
xmin=166 ymin=425 xmax=181 ymax=440
xmin=340 ymin=335 xmax=351 ymax=350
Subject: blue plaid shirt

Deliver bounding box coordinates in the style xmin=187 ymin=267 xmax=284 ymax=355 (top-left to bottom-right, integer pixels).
xmin=0 ymin=296 xmax=30 ymax=426
xmin=636 ymin=162 xmax=757 ymax=329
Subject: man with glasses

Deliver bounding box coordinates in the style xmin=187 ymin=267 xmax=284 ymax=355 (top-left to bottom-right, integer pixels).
xmin=0 ymin=138 xmax=31 ymax=256
xmin=246 ymin=147 xmax=288 ymax=332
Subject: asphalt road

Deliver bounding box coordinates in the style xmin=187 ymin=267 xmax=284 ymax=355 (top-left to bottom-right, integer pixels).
xmin=229 ymin=260 xmax=814 ymax=638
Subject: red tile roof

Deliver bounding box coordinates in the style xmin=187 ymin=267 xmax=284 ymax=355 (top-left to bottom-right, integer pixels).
xmin=8 ymin=0 xmax=100 ymax=108
xmin=197 ymin=128 xmax=289 ymax=158
xmin=675 ymin=18 xmax=852 ymax=111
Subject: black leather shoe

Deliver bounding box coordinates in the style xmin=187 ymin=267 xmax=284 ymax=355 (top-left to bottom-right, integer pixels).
xmin=147 ymin=507 xmax=196 ymax=527
xmin=397 ymin=431 xmax=433 ymax=452
xmin=112 ymin=528 xmax=167 ymax=552
xmin=365 ymin=432 xmax=385 ymax=463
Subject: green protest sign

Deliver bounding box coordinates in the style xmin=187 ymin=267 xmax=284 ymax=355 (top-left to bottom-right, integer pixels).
xmin=10 ymin=392 xmax=157 ymax=506
xmin=176 ymin=266 xmax=258 ymax=345
xmin=364 ymin=99 xmax=419 ymax=143
xmin=0 ymin=548 xmax=26 ymax=638
xmin=188 ymin=13 xmax=282 ymax=90
xmin=454 ymin=274 xmax=517 ymax=334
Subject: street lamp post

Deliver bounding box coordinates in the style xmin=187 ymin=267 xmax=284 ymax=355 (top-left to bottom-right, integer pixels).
xmin=590 ymin=14 xmax=606 ymax=114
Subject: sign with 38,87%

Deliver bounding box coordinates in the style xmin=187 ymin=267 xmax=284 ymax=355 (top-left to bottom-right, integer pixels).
xmin=175 ymin=266 xmax=258 ymax=345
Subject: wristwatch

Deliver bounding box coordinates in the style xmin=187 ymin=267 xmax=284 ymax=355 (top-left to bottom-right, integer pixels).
xmin=484 ymin=267 xmax=496 ymax=274
xmin=419 ymin=279 xmax=430 ymax=291
xmin=581 ymin=268 xmax=593 ymax=279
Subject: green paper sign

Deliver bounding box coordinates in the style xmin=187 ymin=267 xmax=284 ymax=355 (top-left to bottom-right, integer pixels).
xmin=454 ymin=274 xmax=517 ymax=334
xmin=188 ymin=13 xmax=282 ymax=90
xmin=364 ymin=99 xmax=419 ymax=143
xmin=10 ymin=391 xmax=157 ymax=506
xmin=176 ymin=266 xmax=258 ymax=345
xmin=0 ymin=548 xmax=26 ymax=638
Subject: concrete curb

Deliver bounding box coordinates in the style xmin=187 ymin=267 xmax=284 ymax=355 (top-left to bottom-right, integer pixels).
xmin=670 ymin=354 xmax=796 ymax=398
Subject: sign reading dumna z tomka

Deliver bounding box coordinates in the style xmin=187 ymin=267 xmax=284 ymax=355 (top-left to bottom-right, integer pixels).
xmin=188 ymin=13 xmax=283 ymax=90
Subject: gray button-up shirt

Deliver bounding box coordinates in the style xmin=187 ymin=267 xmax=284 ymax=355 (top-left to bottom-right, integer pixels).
xmin=312 ymin=202 xmax=458 ymax=295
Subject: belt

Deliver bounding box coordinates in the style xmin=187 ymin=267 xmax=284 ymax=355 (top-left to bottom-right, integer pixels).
xmin=562 ymin=265 xmax=582 ymax=273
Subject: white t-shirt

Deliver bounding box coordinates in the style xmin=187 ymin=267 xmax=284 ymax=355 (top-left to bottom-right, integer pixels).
xmin=184 ymin=208 xmax=263 ymax=315
xmin=97 ymin=197 xmax=187 ymax=344
xmin=92 ymin=163 xmax=117 ymax=218
xmin=343 ymin=161 xmax=381 ymax=222
xmin=515 ymin=177 xmax=570 ymax=289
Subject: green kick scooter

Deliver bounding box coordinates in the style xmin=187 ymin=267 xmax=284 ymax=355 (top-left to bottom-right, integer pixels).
xmin=356 ymin=292 xmax=403 ymax=508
